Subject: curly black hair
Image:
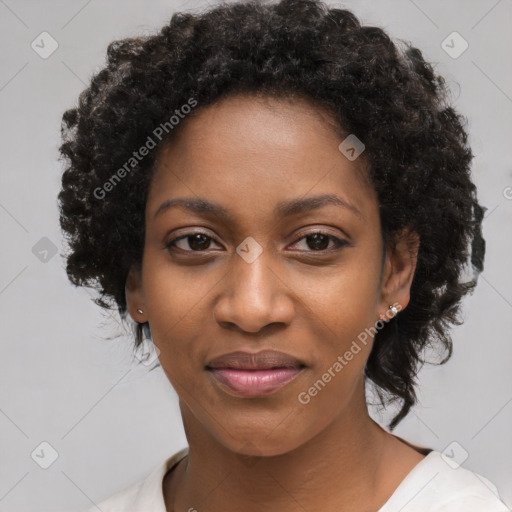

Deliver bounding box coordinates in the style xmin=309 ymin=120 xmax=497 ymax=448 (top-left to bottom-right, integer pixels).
xmin=58 ymin=0 xmax=486 ymax=430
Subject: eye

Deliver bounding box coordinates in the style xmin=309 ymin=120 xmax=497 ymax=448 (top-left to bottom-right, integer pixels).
xmin=288 ymin=231 xmax=348 ymax=252
xmin=165 ymin=232 xmax=221 ymax=252
xmin=164 ymin=230 xmax=348 ymax=254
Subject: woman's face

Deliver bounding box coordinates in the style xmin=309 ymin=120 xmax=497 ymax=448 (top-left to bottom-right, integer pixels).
xmin=126 ymin=94 xmax=416 ymax=456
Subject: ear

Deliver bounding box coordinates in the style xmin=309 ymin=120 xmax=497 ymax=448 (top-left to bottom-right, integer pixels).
xmin=378 ymin=228 xmax=420 ymax=320
xmin=125 ymin=265 xmax=146 ymax=323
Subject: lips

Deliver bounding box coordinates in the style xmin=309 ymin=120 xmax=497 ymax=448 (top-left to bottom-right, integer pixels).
xmin=206 ymin=350 xmax=306 ymax=397
xmin=206 ymin=350 xmax=304 ymax=371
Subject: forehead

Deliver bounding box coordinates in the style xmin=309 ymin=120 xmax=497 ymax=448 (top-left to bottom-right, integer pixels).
xmin=147 ymin=94 xmax=378 ymax=226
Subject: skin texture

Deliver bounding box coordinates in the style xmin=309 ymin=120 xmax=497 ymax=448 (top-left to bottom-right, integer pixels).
xmin=125 ymin=94 xmax=423 ymax=511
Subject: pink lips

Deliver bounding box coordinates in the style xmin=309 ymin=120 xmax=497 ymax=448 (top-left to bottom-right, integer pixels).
xmin=209 ymin=367 xmax=302 ymax=396
xmin=206 ymin=350 xmax=305 ymax=397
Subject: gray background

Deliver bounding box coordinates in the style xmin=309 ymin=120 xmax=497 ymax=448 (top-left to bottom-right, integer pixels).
xmin=0 ymin=0 xmax=511 ymax=510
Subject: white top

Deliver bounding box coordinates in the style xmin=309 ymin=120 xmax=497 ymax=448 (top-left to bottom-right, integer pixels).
xmin=82 ymin=446 xmax=510 ymax=512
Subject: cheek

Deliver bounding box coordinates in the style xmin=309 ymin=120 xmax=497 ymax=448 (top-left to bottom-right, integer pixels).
xmin=295 ymin=287 xmax=377 ymax=419
xmin=294 ymin=259 xmax=382 ymax=405
xmin=140 ymin=255 xmax=208 ymax=373
xmin=141 ymin=244 xmax=216 ymax=331
xmin=300 ymin=257 xmax=382 ymax=342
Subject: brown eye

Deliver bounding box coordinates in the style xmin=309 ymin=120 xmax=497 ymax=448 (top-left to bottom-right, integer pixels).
xmin=305 ymin=233 xmax=330 ymax=250
xmin=185 ymin=233 xmax=212 ymax=251
xmin=165 ymin=232 xmax=220 ymax=252
xmin=289 ymin=231 xmax=347 ymax=252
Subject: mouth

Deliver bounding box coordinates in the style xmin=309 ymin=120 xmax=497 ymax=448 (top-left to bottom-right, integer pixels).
xmin=206 ymin=350 xmax=306 ymax=397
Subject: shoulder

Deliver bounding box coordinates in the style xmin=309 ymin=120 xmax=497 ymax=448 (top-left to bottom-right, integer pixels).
xmin=379 ymin=450 xmax=510 ymax=512
xmin=80 ymin=447 xmax=189 ymax=512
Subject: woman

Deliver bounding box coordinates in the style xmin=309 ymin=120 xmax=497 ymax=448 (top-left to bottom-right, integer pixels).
xmin=58 ymin=0 xmax=509 ymax=510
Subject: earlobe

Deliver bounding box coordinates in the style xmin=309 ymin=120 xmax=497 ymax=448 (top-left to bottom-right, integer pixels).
xmin=125 ymin=265 xmax=146 ymax=322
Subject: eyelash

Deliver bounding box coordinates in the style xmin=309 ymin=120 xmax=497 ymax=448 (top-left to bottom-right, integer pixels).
xmin=164 ymin=230 xmax=348 ymax=254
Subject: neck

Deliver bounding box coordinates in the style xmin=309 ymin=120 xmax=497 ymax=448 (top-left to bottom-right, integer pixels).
xmin=165 ymin=379 xmax=403 ymax=512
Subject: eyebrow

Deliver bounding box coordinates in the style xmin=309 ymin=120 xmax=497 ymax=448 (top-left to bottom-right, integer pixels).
xmin=154 ymin=193 xmax=364 ymax=221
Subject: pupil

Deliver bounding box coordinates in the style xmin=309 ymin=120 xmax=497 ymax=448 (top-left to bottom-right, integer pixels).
xmin=307 ymin=233 xmax=329 ymax=250
xmin=189 ymin=234 xmax=210 ymax=250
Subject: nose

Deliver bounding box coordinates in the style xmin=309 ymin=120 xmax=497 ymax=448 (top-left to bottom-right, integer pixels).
xmin=212 ymin=250 xmax=295 ymax=334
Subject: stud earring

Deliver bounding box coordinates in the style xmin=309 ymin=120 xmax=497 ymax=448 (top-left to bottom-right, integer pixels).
xmin=389 ymin=304 xmax=398 ymax=316
xmin=137 ymin=308 xmax=144 ymax=314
